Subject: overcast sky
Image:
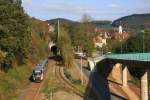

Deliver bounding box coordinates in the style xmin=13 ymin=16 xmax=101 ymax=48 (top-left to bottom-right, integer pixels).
xmin=22 ymin=0 xmax=150 ymax=21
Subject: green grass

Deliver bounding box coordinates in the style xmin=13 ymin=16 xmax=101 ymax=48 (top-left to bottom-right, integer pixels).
xmin=43 ymin=68 xmax=65 ymax=99
xmin=43 ymin=67 xmax=86 ymax=99
xmin=0 ymin=65 xmax=32 ymax=99
xmin=64 ymin=68 xmax=86 ymax=95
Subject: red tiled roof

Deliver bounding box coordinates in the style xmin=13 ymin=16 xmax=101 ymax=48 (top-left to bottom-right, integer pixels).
xmin=94 ymin=38 xmax=102 ymax=43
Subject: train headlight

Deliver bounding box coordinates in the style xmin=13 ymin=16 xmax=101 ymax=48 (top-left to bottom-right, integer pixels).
xmin=33 ymin=77 xmax=35 ymax=80
xmin=40 ymin=73 xmax=44 ymax=80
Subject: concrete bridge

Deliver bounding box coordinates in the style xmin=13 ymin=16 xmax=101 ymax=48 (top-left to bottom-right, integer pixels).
xmin=88 ymin=53 xmax=150 ymax=100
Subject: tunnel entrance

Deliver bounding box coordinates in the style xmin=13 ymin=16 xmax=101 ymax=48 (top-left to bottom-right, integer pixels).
xmin=51 ymin=45 xmax=59 ymax=55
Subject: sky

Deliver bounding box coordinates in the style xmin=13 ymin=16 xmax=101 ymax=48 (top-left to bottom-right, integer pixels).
xmin=22 ymin=0 xmax=150 ymax=21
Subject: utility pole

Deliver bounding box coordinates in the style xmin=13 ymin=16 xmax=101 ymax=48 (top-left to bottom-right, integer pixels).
xmin=141 ymin=30 xmax=145 ymax=52
xmin=78 ymin=46 xmax=79 ymax=52
xmin=121 ymin=40 xmax=123 ymax=54
xmin=56 ymin=19 xmax=60 ymax=56
xmin=119 ymin=38 xmax=123 ymax=54
xmin=80 ymin=55 xmax=83 ymax=85
xmin=57 ymin=19 xmax=60 ymax=42
xmin=50 ymin=90 xmax=53 ymax=100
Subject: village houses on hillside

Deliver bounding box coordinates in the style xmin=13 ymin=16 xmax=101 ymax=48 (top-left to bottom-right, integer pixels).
xmin=94 ymin=25 xmax=129 ymax=48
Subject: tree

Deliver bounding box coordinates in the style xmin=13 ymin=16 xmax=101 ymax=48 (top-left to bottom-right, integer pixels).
xmin=0 ymin=50 xmax=7 ymax=70
xmin=69 ymin=14 xmax=95 ymax=56
xmin=0 ymin=0 xmax=31 ymax=70
xmin=30 ymin=18 xmax=51 ymax=42
xmin=58 ymin=28 xmax=74 ymax=68
xmin=81 ymin=14 xmax=93 ymax=23
xmin=113 ymin=30 xmax=150 ymax=53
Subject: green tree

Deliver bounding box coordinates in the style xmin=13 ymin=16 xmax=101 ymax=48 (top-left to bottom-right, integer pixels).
xmin=111 ymin=30 xmax=150 ymax=53
xmin=0 ymin=50 xmax=7 ymax=69
xmin=69 ymin=15 xmax=95 ymax=56
xmin=0 ymin=0 xmax=31 ymax=70
xmin=120 ymin=30 xmax=150 ymax=53
xmin=58 ymin=28 xmax=74 ymax=68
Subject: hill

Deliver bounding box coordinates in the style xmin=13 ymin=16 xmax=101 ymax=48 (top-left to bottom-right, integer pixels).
xmin=47 ymin=18 xmax=112 ymax=28
xmin=112 ymin=13 xmax=150 ymax=34
xmin=91 ymin=20 xmax=112 ymax=28
xmin=47 ymin=18 xmax=79 ymax=25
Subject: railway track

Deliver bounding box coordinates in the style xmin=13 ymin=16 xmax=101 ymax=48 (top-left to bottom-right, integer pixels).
xmin=20 ymin=82 xmax=42 ymax=100
xmin=19 ymin=59 xmax=55 ymax=100
xmin=20 ymin=58 xmax=84 ymax=100
xmin=19 ymin=75 xmax=44 ymax=100
xmin=54 ymin=66 xmax=84 ymax=97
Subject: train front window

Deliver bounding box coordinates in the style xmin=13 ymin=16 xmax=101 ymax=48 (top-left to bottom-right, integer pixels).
xmin=34 ymin=71 xmax=42 ymax=76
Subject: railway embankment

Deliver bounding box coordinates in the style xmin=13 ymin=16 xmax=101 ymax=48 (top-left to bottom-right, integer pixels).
xmin=41 ymin=59 xmax=86 ymax=100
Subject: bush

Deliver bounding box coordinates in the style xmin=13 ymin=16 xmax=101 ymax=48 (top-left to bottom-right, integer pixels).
xmin=0 ymin=64 xmax=32 ymax=99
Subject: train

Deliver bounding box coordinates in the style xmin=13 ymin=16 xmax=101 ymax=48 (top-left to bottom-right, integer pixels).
xmin=31 ymin=59 xmax=48 ymax=82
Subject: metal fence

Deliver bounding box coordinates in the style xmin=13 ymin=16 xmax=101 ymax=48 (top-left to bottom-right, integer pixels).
xmin=106 ymin=53 xmax=150 ymax=61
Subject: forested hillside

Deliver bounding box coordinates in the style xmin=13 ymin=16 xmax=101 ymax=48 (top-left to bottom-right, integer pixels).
xmin=47 ymin=18 xmax=112 ymax=28
xmin=91 ymin=20 xmax=112 ymax=28
xmin=112 ymin=13 xmax=150 ymax=34
xmin=0 ymin=0 xmax=51 ymax=99
xmin=47 ymin=18 xmax=79 ymax=25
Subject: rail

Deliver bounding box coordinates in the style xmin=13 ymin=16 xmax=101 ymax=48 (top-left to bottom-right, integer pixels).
xmin=55 ymin=66 xmax=84 ymax=97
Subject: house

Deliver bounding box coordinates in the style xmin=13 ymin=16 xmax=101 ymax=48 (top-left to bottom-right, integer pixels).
xmin=94 ymin=36 xmax=106 ymax=48
xmin=115 ymin=25 xmax=129 ymax=40
xmin=94 ymin=25 xmax=129 ymax=40
xmin=93 ymin=25 xmax=129 ymax=48
xmin=48 ymin=24 xmax=55 ymax=33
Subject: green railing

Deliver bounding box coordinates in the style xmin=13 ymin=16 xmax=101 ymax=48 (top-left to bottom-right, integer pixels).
xmin=106 ymin=53 xmax=150 ymax=61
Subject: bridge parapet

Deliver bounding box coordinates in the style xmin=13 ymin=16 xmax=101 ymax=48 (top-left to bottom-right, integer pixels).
xmin=49 ymin=41 xmax=55 ymax=49
xmin=107 ymin=53 xmax=150 ymax=62
xmin=87 ymin=55 xmax=106 ymax=71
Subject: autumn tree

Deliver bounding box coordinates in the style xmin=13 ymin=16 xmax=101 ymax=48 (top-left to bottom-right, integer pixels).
xmin=0 ymin=0 xmax=31 ymax=70
xmin=69 ymin=14 xmax=95 ymax=56
xmin=57 ymin=26 xmax=74 ymax=68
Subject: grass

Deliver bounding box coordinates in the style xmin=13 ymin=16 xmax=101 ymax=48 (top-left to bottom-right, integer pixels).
xmin=0 ymin=64 xmax=33 ymax=100
xmin=42 ymin=67 xmax=64 ymax=99
xmin=43 ymin=65 xmax=86 ymax=99
xmin=64 ymin=68 xmax=86 ymax=95
xmin=43 ymin=75 xmax=64 ymax=93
